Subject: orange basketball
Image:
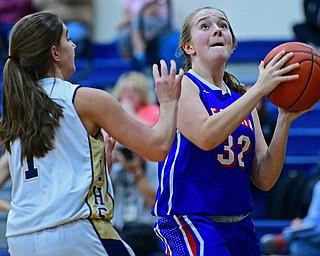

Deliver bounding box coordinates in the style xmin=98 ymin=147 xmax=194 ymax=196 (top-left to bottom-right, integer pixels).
xmin=264 ymin=42 xmax=320 ymax=111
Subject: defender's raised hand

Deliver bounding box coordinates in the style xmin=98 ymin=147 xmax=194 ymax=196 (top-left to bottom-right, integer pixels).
xmin=152 ymin=59 xmax=183 ymax=104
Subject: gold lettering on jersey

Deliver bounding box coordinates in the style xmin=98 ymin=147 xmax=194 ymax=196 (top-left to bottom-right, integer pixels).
xmin=87 ymin=132 xmax=114 ymax=221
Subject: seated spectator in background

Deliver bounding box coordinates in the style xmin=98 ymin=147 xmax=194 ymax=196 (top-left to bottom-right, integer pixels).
xmin=293 ymin=0 xmax=320 ymax=48
xmin=0 ymin=0 xmax=34 ymax=60
xmin=261 ymin=178 xmax=320 ymax=256
xmin=110 ymin=71 xmax=163 ymax=256
xmin=111 ymin=148 xmax=163 ymax=256
xmin=112 ymin=71 xmax=159 ymax=126
xmin=116 ymin=0 xmax=171 ymax=67
xmin=32 ymin=0 xmax=93 ymax=58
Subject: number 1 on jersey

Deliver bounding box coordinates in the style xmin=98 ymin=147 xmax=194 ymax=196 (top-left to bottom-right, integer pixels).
xmin=25 ymin=157 xmax=39 ymax=180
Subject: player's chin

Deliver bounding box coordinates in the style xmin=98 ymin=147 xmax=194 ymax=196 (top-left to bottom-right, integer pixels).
xmin=65 ymin=67 xmax=76 ymax=80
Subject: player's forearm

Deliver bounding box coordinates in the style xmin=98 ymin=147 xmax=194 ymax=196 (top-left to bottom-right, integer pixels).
xmin=202 ymin=86 xmax=264 ymax=150
xmin=149 ymin=101 xmax=178 ymax=160
xmin=253 ymin=117 xmax=291 ymax=190
xmin=0 ymin=199 xmax=10 ymax=212
xmin=0 ymin=152 xmax=10 ymax=188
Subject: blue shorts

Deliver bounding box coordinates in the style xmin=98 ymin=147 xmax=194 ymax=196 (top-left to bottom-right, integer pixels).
xmin=153 ymin=215 xmax=261 ymax=256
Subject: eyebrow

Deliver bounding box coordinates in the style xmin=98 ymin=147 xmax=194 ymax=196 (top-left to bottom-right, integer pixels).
xmin=196 ymin=15 xmax=228 ymax=25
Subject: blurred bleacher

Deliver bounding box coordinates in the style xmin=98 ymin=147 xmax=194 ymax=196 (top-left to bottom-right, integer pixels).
xmin=0 ymin=32 xmax=319 ymax=255
xmin=265 ymin=99 xmax=320 ymax=173
xmin=69 ymin=41 xmax=139 ymax=90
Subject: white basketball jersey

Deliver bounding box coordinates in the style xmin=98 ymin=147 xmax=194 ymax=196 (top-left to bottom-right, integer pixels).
xmin=6 ymin=78 xmax=114 ymax=237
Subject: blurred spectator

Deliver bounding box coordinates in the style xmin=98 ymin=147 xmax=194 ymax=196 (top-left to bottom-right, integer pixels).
xmin=260 ymin=157 xmax=320 ymax=255
xmin=116 ymin=0 xmax=171 ymax=67
xmin=112 ymin=71 xmax=159 ymax=126
xmin=293 ymin=0 xmax=320 ymax=48
xmin=32 ymin=0 xmax=93 ymax=58
xmin=111 ymin=150 xmax=163 ymax=256
xmin=260 ymin=178 xmax=320 ymax=255
xmin=0 ymin=0 xmax=35 ymax=60
xmin=110 ymin=71 xmax=163 ymax=256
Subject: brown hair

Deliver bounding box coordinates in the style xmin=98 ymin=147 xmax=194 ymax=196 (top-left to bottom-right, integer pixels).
xmin=177 ymin=6 xmax=246 ymax=94
xmin=0 ymin=11 xmax=64 ymax=160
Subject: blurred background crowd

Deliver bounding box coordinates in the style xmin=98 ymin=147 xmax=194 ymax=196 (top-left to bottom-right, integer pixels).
xmin=0 ymin=0 xmax=320 ymax=255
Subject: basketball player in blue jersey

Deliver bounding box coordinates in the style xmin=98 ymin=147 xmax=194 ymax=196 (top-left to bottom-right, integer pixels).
xmin=151 ymin=7 xmax=313 ymax=256
xmin=0 ymin=11 xmax=183 ymax=256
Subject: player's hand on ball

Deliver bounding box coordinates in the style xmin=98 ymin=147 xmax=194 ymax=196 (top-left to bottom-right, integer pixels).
xmin=255 ymin=50 xmax=299 ymax=96
xmin=278 ymin=104 xmax=313 ymax=123
xmin=263 ymin=42 xmax=320 ymax=111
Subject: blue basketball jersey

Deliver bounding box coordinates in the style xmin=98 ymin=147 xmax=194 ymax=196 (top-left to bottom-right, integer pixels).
xmin=153 ymin=70 xmax=256 ymax=217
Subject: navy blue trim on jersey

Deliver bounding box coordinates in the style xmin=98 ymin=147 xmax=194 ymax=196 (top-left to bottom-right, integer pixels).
xmin=72 ymin=85 xmax=82 ymax=103
xmin=101 ymin=239 xmax=132 ymax=256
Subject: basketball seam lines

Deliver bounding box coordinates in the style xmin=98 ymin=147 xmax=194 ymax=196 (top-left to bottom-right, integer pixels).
xmin=287 ymin=46 xmax=314 ymax=109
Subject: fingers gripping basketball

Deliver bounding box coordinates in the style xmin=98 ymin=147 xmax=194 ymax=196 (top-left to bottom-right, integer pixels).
xmin=264 ymin=42 xmax=320 ymax=111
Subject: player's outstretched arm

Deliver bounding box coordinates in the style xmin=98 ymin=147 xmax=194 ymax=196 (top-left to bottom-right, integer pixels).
xmin=0 ymin=152 xmax=11 ymax=212
xmin=74 ymin=60 xmax=183 ymax=162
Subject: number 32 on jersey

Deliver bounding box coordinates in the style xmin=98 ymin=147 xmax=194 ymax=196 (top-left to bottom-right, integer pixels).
xmin=217 ymin=134 xmax=251 ymax=169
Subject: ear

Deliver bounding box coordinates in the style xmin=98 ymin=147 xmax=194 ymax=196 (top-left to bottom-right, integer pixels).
xmin=182 ymin=42 xmax=195 ymax=55
xmin=51 ymin=45 xmax=60 ymax=62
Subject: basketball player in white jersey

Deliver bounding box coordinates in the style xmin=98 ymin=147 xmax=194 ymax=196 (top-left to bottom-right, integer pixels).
xmin=0 ymin=11 xmax=182 ymax=256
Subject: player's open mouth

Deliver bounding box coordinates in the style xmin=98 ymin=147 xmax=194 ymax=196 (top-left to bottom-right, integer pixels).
xmin=210 ymin=43 xmax=224 ymax=47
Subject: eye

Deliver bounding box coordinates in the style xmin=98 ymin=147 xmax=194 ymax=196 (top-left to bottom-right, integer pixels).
xmin=200 ymin=23 xmax=209 ymax=29
xmin=67 ymin=37 xmax=72 ymax=41
xmin=218 ymin=22 xmax=228 ymax=29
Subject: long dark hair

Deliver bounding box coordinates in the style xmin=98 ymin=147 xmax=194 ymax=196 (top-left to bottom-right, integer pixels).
xmin=177 ymin=7 xmax=246 ymax=94
xmin=0 ymin=11 xmax=64 ymax=160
